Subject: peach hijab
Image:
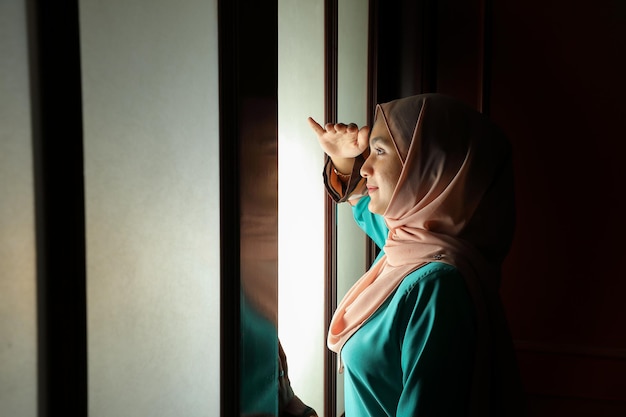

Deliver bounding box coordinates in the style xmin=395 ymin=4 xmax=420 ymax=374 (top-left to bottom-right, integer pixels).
xmin=327 ymin=94 xmax=524 ymax=415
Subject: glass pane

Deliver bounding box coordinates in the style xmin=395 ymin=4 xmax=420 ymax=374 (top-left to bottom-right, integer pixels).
xmin=278 ymin=0 xmax=326 ymax=415
xmin=0 ymin=0 xmax=37 ymax=415
xmin=80 ymin=1 xmax=221 ymax=415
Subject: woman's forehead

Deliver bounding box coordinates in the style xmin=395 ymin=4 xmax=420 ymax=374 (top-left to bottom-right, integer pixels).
xmin=369 ymin=118 xmax=391 ymax=141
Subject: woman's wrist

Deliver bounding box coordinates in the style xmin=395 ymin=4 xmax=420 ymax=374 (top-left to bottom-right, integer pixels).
xmin=330 ymin=157 xmax=354 ymax=178
xmin=333 ymin=166 xmax=351 ymax=181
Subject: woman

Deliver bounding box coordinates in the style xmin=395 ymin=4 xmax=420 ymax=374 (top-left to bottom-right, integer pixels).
xmin=308 ymin=94 xmax=525 ymax=416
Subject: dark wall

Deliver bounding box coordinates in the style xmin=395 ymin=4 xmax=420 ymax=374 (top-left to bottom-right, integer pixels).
xmin=491 ymin=1 xmax=626 ymax=414
xmin=375 ymin=0 xmax=626 ymax=415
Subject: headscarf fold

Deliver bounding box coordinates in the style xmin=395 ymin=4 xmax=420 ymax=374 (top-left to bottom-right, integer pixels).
xmin=327 ymin=94 xmax=525 ymax=416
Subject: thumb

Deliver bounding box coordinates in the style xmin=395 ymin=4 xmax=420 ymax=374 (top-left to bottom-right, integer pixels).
xmin=307 ymin=117 xmax=325 ymax=136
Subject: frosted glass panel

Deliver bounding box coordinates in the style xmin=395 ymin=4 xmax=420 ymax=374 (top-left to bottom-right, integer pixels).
xmin=278 ymin=0 xmax=326 ymax=415
xmin=0 ymin=1 xmax=37 ymax=416
xmin=80 ymin=1 xmax=220 ymax=416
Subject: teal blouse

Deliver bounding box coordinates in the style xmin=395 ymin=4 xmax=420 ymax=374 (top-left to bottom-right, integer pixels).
xmin=341 ymin=196 xmax=476 ymax=416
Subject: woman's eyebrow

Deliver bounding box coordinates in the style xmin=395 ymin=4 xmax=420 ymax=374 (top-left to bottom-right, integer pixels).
xmin=369 ymin=136 xmax=383 ymax=146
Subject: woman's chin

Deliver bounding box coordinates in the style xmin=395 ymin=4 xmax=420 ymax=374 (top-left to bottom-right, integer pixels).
xmin=368 ymin=201 xmax=384 ymax=216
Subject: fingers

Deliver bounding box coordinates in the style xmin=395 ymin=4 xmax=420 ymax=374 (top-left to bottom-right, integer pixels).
xmin=333 ymin=122 xmax=358 ymax=134
xmin=307 ymin=117 xmax=325 ymax=135
xmin=334 ymin=123 xmax=346 ymax=134
xmin=307 ymin=117 xmax=344 ymax=134
xmin=307 ymin=117 xmax=364 ymax=137
xmin=335 ymin=123 xmax=355 ymax=134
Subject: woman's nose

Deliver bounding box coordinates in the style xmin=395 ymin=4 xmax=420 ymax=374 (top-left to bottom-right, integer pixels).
xmin=360 ymin=156 xmax=372 ymax=178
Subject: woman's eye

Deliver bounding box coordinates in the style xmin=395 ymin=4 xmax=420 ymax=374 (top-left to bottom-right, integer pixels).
xmin=374 ymin=147 xmax=384 ymax=155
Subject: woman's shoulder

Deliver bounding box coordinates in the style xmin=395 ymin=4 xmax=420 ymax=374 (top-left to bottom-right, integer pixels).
xmin=397 ymin=262 xmax=465 ymax=294
xmin=392 ymin=262 xmax=474 ymax=328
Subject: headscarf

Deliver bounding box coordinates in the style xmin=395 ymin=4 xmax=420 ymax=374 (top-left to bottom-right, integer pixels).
xmin=327 ymin=94 xmax=525 ymax=416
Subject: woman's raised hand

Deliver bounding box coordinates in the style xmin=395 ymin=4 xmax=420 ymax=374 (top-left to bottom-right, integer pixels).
xmin=307 ymin=117 xmax=370 ymax=160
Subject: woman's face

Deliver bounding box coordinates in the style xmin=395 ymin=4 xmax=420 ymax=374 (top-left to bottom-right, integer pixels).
xmin=360 ymin=118 xmax=403 ymax=215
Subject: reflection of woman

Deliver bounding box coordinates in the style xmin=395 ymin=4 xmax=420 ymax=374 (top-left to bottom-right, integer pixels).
xmin=278 ymin=342 xmax=318 ymax=417
xmin=240 ymin=290 xmax=317 ymax=417
xmin=309 ymin=94 xmax=525 ymax=416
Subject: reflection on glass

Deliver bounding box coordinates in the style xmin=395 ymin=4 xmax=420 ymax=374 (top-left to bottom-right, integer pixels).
xmin=241 ymin=292 xmax=278 ymax=416
xmin=240 ymin=99 xmax=279 ymax=417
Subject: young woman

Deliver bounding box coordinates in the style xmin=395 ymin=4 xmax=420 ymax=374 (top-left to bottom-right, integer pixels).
xmin=309 ymin=94 xmax=525 ymax=417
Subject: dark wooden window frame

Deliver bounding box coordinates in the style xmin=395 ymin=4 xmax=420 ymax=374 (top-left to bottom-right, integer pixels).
xmin=323 ymin=1 xmax=338 ymax=416
xmin=27 ymin=1 xmax=88 ymax=416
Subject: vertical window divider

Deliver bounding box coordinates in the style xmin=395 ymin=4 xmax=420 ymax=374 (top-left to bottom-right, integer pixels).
xmin=218 ymin=0 xmax=240 ymax=414
xmin=27 ymin=0 xmax=88 ymax=416
xmin=324 ymin=0 xmax=339 ymax=416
